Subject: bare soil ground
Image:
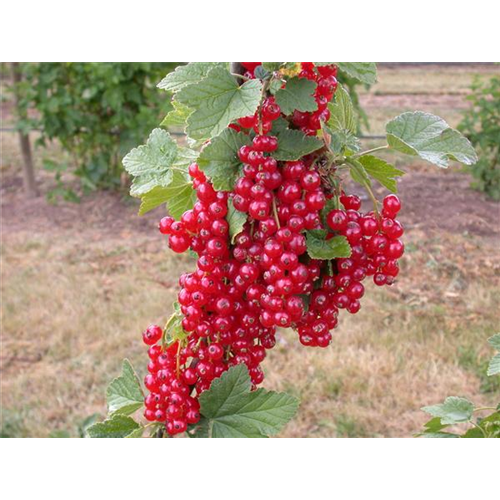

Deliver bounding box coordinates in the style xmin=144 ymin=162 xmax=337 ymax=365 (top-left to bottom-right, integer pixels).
xmin=1 ymin=64 xmax=499 ymax=438
xmin=2 ymin=168 xmax=499 ymax=239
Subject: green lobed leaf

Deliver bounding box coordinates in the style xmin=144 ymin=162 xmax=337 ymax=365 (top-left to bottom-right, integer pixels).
xmin=328 ymin=84 xmax=357 ymax=134
xmin=478 ymin=411 xmax=500 ymax=438
xmin=262 ymin=62 xmax=284 ymax=72
xmin=420 ymin=432 xmax=460 ymax=438
xmin=274 ymin=129 xmax=323 ymax=161
xmin=87 ymin=414 xmax=140 ymax=438
xmin=160 ymin=100 xmax=193 ymax=129
xmin=348 ymin=158 xmax=372 ymax=188
xmin=386 ymin=112 xmax=478 ymax=168
xmin=488 ymin=333 xmax=500 ymax=351
xmin=128 ymin=422 xmax=165 ymax=438
xmin=422 ymin=396 xmax=474 ymax=425
xmin=487 ymin=354 xmax=500 ymax=377
xmin=487 ymin=333 xmax=500 ymax=376
xmin=199 ymin=364 xmax=299 ymax=438
xmin=123 ymin=128 xmax=179 ymax=196
xmin=269 ymin=78 xmax=283 ymax=95
xmin=357 ymin=155 xmax=405 ymax=193
xmin=275 ymin=77 xmax=318 ymax=115
xmin=423 ymin=417 xmax=450 ymax=433
xmin=336 ymin=63 xmax=377 ymax=85
xmin=324 ymin=126 xmax=360 ymax=155
xmin=226 ymin=198 xmax=247 ymax=244
xmin=107 ymin=359 xmax=144 ymax=416
xmin=138 ymin=168 xmax=195 ymax=219
xmin=306 ymin=231 xmax=351 ymax=260
xmin=254 ymin=66 xmax=271 ymax=80
xmin=176 ymin=67 xmax=263 ymax=140
xmin=197 ymin=128 xmax=251 ymax=191
xmin=269 ymin=116 xmax=289 ymax=135
xmin=163 ymin=301 xmax=187 ymax=344
xmin=157 ymin=62 xmax=225 ymax=93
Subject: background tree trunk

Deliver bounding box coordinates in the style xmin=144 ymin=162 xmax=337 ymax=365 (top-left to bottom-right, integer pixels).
xmin=10 ymin=62 xmax=39 ymax=197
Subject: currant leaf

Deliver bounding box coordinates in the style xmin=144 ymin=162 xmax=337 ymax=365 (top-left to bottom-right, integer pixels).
xmin=86 ymin=414 xmax=141 ymax=438
xmin=357 ymin=155 xmax=405 ymax=193
xmin=123 ymin=128 xmax=178 ymax=196
xmin=386 ymin=112 xmax=478 ymax=168
xmin=348 ymin=158 xmax=372 ymax=187
xmin=422 ymin=397 xmax=475 ymax=425
xmin=274 ymin=129 xmax=323 ymax=161
xmin=138 ymin=169 xmax=196 ymax=219
xmin=274 ymin=77 xmax=318 ymax=115
xmin=176 ymin=67 xmax=263 ymax=140
xmin=488 ymin=333 xmax=500 ymax=351
xmin=488 ymin=354 xmax=500 ymax=376
xmin=107 ymin=359 xmax=144 ymax=416
xmin=197 ymin=128 xmax=251 ymax=191
xmin=262 ymin=62 xmax=284 ymax=72
xmin=157 ymin=62 xmax=226 ymax=93
xmin=422 ymin=417 xmax=450 ymax=433
xmin=226 ymin=198 xmax=247 ymax=244
xmin=305 ymin=231 xmax=351 ymax=260
xmin=199 ymin=365 xmax=299 ymax=438
xmin=328 ymin=84 xmax=357 ymax=134
xmin=324 ymin=126 xmax=360 ymax=155
xmin=160 ymin=100 xmax=193 ymax=129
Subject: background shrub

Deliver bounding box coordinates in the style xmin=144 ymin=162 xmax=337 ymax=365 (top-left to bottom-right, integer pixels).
xmin=19 ymin=63 xmax=177 ymax=194
xmin=458 ymin=75 xmax=500 ymax=200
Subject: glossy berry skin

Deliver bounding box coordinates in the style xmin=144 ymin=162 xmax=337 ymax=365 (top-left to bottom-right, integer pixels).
xmin=169 ymin=234 xmax=191 ymax=253
xmin=327 ymin=209 xmax=348 ymax=231
xmin=383 ymin=195 xmax=401 ymax=216
xmin=159 ymin=216 xmax=174 ymax=235
xmin=142 ymin=325 xmax=163 ymax=346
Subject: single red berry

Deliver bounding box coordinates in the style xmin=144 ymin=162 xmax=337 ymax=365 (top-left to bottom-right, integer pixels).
xmin=327 ymin=209 xmax=348 ymax=232
xmin=383 ymin=195 xmax=401 ymax=216
xmin=169 ymin=234 xmax=191 ymax=253
xmin=158 ymin=216 xmax=175 ymax=235
xmin=142 ymin=324 xmax=163 ymax=345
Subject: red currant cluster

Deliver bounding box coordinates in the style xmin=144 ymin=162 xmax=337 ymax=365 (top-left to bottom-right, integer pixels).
xmin=142 ymin=338 xmax=201 ymax=435
xmin=139 ymin=62 xmax=404 ymax=435
xmin=296 ymin=193 xmax=404 ymax=347
xmin=143 ymin=165 xmax=275 ymax=434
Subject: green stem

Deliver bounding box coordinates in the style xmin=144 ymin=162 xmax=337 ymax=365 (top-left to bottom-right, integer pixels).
xmin=352 ymin=145 xmax=389 ymax=158
xmin=272 ymin=197 xmax=281 ymax=229
xmin=473 ymin=406 xmax=497 ymax=412
xmin=364 ymin=181 xmax=380 ymax=217
xmin=176 ymin=340 xmax=182 ymax=378
xmin=230 ymin=72 xmax=250 ymax=82
xmin=257 ymin=80 xmax=270 ymax=135
xmin=470 ymin=420 xmax=488 ymax=438
xmin=345 ymin=158 xmax=380 ymax=216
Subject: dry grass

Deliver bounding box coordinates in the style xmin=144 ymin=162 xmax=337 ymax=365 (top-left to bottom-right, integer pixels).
xmin=1 ymin=63 xmax=500 ymax=438
xmin=359 ymin=63 xmax=500 ymax=147
xmin=1 ymin=227 xmax=498 ymax=438
xmin=0 ymin=231 xmax=192 ymax=436
xmin=365 ymin=64 xmax=500 ymax=95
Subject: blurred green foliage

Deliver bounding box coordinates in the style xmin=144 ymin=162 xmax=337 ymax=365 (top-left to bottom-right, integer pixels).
xmin=14 ymin=63 xmax=177 ymax=197
xmin=459 ymin=75 xmax=500 ymax=200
